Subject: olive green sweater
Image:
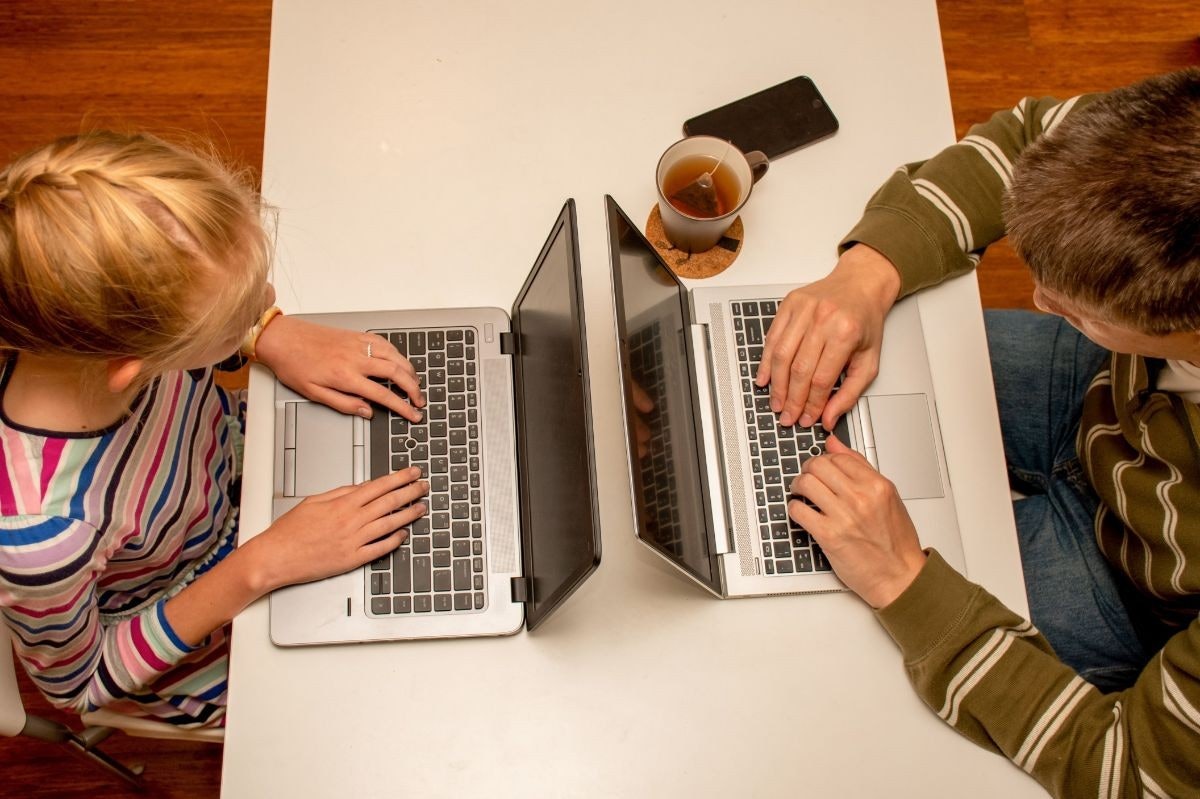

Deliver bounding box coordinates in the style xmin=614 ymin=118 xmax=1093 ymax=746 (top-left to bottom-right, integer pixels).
xmin=842 ymin=94 xmax=1200 ymax=798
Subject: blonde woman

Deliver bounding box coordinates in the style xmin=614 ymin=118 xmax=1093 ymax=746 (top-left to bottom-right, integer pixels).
xmin=0 ymin=132 xmax=428 ymax=727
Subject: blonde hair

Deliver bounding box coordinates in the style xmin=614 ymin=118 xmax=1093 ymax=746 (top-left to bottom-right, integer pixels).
xmin=0 ymin=131 xmax=272 ymax=377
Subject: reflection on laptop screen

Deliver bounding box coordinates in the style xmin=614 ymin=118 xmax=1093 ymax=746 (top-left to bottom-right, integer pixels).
xmin=511 ymin=210 xmax=600 ymax=629
xmin=609 ymin=202 xmax=720 ymax=593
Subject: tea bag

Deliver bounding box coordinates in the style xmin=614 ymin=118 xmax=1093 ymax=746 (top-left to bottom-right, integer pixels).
xmin=667 ymin=142 xmax=730 ymax=217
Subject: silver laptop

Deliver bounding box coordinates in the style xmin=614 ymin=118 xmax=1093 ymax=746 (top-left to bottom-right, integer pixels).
xmin=606 ymin=195 xmax=965 ymax=598
xmin=269 ymin=200 xmax=601 ymax=645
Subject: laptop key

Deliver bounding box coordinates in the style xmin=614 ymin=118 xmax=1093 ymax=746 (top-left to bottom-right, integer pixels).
xmin=371 ymin=597 xmax=392 ymax=615
xmin=433 ymin=570 xmax=451 ymax=592
xmin=413 ymin=556 xmax=432 ymax=592
xmin=414 ymin=595 xmax=432 ymax=613
xmin=453 ymin=559 xmax=471 ymax=591
xmin=393 ymin=548 xmax=412 ymax=593
xmin=394 ymin=596 xmax=412 ymax=613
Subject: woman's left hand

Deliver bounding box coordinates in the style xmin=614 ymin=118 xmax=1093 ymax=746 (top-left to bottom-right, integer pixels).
xmin=255 ymin=315 xmax=425 ymax=421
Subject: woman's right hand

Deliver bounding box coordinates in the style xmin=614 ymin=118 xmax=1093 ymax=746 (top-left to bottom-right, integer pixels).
xmin=247 ymin=467 xmax=429 ymax=592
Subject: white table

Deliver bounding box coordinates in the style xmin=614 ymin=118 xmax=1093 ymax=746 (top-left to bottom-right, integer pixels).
xmin=222 ymin=1 xmax=1038 ymax=796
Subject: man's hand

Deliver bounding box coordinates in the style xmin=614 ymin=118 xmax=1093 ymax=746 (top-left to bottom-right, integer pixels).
xmin=755 ymin=244 xmax=901 ymax=429
xmin=788 ymin=436 xmax=926 ymax=608
xmin=256 ymin=316 xmax=425 ymax=421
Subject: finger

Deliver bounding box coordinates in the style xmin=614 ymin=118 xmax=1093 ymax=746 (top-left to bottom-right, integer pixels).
xmin=303 ymin=383 xmax=383 ymax=420
xmin=353 ymin=376 xmax=425 ymax=423
xmin=352 ymin=466 xmax=424 ymax=505
xmin=797 ymin=336 xmax=857 ymax=428
xmin=631 ymin=381 xmax=655 ymax=414
xmin=358 ymin=500 xmax=428 ymax=544
xmin=779 ymin=333 xmax=825 ymax=427
xmin=801 ymin=449 xmax=861 ymax=497
xmin=762 ymin=308 xmax=810 ymax=409
xmin=361 ymin=479 xmax=430 ymax=522
xmin=356 ymin=530 xmax=408 ymax=565
xmin=825 ymin=433 xmax=852 ymax=455
xmin=364 ymin=347 xmax=425 ymax=408
xmin=822 ymin=436 xmax=883 ymax=481
xmin=755 ymin=303 xmax=793 ymax=387
xmin=787 ymin=496 xmax=826 ymax=539
xmin=820 ymin=355 xmax=879 ymax=429
xmin=789 ymin=472 xmax=838 ymax=522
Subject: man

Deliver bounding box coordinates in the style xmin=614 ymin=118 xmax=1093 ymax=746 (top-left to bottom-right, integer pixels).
xmin=761 ymin=68 xmax=1200 ymax=797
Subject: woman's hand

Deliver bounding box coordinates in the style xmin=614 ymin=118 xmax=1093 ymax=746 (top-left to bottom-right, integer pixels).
xmin=755 ymin=244 xmax=900 ymax=429
xmin=787 ymin=436 xmax=926 ymax=608
xmin=246 ymin=467 xmax=429 ymax=592
xmin=256 ymin=315 xmax=425 ymax=422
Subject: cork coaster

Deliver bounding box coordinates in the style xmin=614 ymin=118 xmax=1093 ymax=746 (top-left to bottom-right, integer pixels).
xmin=645 ymin=205 xmax=743 ymax=279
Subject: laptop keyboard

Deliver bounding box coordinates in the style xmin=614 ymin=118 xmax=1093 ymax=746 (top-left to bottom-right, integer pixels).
xmin=366 ymin=326 xmax=488 ymax=616
xmin=731 ymin=300 xmax=834 ymax=576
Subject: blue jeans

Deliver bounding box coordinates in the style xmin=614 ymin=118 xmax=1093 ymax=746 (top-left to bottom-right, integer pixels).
xmin=985 ymin=310 xmax=1151 ymax=692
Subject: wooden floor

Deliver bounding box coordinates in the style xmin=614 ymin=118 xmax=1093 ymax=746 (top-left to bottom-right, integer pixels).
xmin=0 ymin=1 xmax=1196 ymax=796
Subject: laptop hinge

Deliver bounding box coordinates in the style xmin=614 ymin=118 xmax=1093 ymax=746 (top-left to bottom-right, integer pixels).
xmin=510 ymin=576 xmax=531 ymax=603
xmin=499 ymin=332 xmax=518 ymax=355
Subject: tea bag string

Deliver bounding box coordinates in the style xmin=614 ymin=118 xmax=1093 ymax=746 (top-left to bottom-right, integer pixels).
xmin=700 ymin=140 xmax=734 ymax=189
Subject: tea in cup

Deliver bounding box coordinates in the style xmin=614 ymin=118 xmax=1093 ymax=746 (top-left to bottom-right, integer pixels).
xmin=656 ymin=136 xmax=768 ymax=252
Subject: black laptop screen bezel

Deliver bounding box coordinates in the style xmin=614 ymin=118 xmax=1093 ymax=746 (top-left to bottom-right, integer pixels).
xmin=509 ymin=198 xmax=602 ymax=631
xmin=605 ymin=195 xmax=724 ymax=596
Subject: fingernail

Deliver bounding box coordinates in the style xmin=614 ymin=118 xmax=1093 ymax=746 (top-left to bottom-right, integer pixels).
xmin=358 ymin=407 xmax=372 ymax=419
xmin=412 ymin=466 xmax=423 ymax=477
xmin=799 ymin=414 xmax=813 ymax=427
xmin=770 ymin=400 xmax=781 ymax=413
xmin=780 ymin=414 xmax=792 ymax=427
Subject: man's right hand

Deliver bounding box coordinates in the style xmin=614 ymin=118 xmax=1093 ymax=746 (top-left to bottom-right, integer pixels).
xmin=755 ymin=244 xmax=902 ymax=429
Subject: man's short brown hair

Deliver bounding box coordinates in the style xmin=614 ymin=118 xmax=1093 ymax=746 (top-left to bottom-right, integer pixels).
xmin=1004 ymin=68 xmax=1200 ymax=335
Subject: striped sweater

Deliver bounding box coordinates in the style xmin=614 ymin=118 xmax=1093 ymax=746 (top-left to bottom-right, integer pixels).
xmin=0 ymin=360 xmax=242 ymax=727
xmin=841 ymin=95 xmax=1200 ymax=796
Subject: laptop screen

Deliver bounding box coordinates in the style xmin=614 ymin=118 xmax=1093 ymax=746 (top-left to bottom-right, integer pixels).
xmin=606 ymin=197 xmax=722 ymax=595
xmin=510 ymin=200 xmax=601 ymax=630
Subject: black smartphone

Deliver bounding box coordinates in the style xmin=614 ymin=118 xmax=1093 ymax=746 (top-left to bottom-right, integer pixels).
xmin=682 ymin=75 xmax=839 ymax=159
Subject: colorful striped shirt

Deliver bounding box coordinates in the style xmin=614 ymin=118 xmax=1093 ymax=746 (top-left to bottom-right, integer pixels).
xmin=842 ymin=93 xmax=1200 ymax=797
xmin=0 ymin=360 xmax=242 ymax=727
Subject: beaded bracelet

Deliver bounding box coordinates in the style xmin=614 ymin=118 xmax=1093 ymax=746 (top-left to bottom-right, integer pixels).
xmin=239 ymin=306 xmax=284 ymax=361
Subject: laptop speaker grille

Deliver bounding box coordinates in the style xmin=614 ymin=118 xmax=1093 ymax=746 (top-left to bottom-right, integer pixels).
xmin=483 ymin=358 xmax=518 ymax=573
xmin=708 ymin=302 xmax=756 ymax=577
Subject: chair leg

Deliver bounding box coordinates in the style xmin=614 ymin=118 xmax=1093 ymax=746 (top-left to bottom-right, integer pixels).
xmin=22 ymin=715 xmax=145 ymax=789
xmin=66 ymin=729 xmax=146 ymax=789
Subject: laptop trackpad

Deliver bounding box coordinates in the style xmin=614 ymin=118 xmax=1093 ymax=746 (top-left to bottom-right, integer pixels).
xmin=294 ymin=402 xmax=355 ymax=496
xmin=865 ymin=394 xmax=944 ymax=500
